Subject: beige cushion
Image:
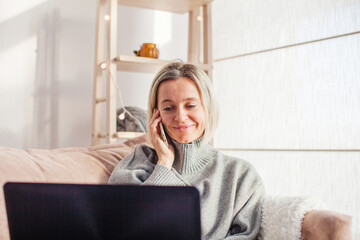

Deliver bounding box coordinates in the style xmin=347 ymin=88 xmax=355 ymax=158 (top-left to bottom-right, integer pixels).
xmin=0 ymin=134 xmax=148 ymax=240
xmin=302 ymin=210 xmax=352 ymax=240
xmin=0 ymin=134 xmax=352 ymax=240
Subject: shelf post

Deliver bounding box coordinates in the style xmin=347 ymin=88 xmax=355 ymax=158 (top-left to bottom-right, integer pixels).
xmin=106 ymin=0 xmax=118 ymax=143
xmin=188 ymin=7 xmax=201 ymax=64
xmin=203 ymin=3 xmax=213 ymax=81
xmin=91 ymin=0 xmax=107 ymax=146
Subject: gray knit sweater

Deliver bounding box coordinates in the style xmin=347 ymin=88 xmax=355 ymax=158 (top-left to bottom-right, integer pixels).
xmin=108 ymin=138 xmax=265 ymax=240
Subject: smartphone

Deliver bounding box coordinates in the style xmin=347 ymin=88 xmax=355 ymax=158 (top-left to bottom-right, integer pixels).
xmin=159 ymin=122 xmax=169 ymax=147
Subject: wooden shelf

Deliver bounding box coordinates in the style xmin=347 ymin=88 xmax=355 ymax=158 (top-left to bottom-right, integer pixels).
xmin=114 ymin=131 xmax=145 ymax=139
xmin=114 ymin=55 xmax=212 ymax=74
xmin=117 ymin=0 xmax=213 ymax=14
xmin=114 ymin=55 xmax=170 ymax=73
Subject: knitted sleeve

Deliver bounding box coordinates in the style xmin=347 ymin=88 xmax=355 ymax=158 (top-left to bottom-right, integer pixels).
xmin=108 ymin=144 xmax=186 ymax=186
xmin=225 ymin=166 xmax=265 ymax=240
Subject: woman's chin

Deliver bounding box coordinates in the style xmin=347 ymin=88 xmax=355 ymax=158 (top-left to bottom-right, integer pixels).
xmin=169 ymin=130 xmax=204 ymax=144
xmin=171 ymin=135 xmax=194 ymax=144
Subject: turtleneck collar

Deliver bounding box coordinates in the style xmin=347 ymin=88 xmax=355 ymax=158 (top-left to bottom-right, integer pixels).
xmin=169 ymin=137 xmax=213 ymax=174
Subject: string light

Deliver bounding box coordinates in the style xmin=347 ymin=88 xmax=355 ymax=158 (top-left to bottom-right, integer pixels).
xmin=100 ymin=62 xmax=107 ymax=70
xmin=108 ymin=71 xmax=146 ymax=132
xmin=118 ymin=112 xmax=125 ymax=120
xmin=96 ymin=14 xmax=146 ymax=134
xmin=197 ymin=15 xmax=203 ymax=21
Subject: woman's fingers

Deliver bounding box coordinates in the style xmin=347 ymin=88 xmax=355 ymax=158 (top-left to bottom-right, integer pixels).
xmin=149 ymin=111 xmax=161 ymax=136
xmin=149 ymin=109 xmax=159 ymax=122
xmin=148 ymin=109 xmax=175 ymax=169
xmin=149 ymin=109 xmax=164 ymax=146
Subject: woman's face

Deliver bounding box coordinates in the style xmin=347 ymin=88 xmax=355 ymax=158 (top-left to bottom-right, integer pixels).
xmin=157 ymin=77 xmax=206 ymax=144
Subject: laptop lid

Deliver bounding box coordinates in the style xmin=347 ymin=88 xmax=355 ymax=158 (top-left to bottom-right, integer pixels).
xmin=4 ymin=182 xmax=201 ymax=240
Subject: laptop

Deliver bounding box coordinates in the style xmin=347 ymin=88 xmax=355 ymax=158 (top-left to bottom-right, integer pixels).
xmin=4 ymin=182 xmax=201 ymax=240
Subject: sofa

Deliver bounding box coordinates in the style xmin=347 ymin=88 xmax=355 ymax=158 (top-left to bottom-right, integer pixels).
xmin=0 ymin=134 xmax=352 ymax=240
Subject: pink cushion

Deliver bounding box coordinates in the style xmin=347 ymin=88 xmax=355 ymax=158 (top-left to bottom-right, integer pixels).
xmin=302 ymin=210 xmax=352 ymax=240
xmin=0 ymin=134 xmax=148 ymax=240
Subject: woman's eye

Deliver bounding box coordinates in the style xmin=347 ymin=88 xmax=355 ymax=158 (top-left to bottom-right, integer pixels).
xmin=186 ymin=104 xmax=196 ymax=109
xmin=163 ymin=106 xmax=173 ymax=111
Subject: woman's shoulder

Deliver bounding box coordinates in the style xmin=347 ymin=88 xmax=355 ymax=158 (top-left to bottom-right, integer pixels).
xmin=121 ymin=143 xmax=158 ymax=165
xmin=215 ymin=151 xmax=262 ymax=182
xmin=133 ymin=143 xmax=156 ymax=156
xmin=216 ymin=151 xmax=253 ymax=168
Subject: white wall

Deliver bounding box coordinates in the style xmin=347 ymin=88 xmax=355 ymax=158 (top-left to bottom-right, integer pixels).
xmin=212 ymin=0 xmax=360 ymax=238
xmin=0 ymin=0 xmax=187 ymax=149
xmin=1 ymin=0 xmax=359 ymax=237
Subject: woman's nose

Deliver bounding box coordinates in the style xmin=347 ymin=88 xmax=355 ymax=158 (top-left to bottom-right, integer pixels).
xmin=174 ymin=108 xmax=188 ymax=122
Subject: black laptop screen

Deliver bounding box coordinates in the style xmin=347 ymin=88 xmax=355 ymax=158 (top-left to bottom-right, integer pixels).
xmin=4 ymin=182 xmax=201 ymax=240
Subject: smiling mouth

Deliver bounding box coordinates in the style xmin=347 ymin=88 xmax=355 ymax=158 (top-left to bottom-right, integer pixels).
xmin=174 ymin=125 xmax=195 ymax=131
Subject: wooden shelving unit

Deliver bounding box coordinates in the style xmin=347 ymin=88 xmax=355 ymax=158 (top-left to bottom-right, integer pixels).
xmin=91 ymin=0 xmax=213 ymax=145
xmin=114 ymin=55 xmax=171 ymax=73
xmin=116 ymin=0 xmax=213 ymax=14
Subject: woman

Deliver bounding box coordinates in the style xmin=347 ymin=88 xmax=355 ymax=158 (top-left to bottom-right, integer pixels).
xmin=109 ymin=61 xmax=264 ymax=239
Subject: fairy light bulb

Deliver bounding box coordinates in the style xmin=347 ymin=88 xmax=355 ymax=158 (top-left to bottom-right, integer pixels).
xmin=197 ymin=15 xmax=203 ymax=21
xmin=100 ymin=62 xmax=107 ymax=70
xmin=104 ymin=15 xmax=110 ymax=21
xmin=118 ymin=112 xmax=125 ymax=120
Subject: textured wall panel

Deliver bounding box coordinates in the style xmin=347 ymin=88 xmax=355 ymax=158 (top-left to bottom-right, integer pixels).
xmin=220 ymin=150 xmax=360 ymax=239
xmin=212 ymin=0 xmax=360 ymax=60
xmin=213 ymin=33 xmax=360 ymax=150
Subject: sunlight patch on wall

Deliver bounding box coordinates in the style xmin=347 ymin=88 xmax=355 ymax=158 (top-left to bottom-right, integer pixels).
xmin=0 ymin=34 xmax=37 ymax=147
xmin=0 ymin=0 xmax=48 ymax=23
xmin=0 ymin=34 xmax=37 ymax=88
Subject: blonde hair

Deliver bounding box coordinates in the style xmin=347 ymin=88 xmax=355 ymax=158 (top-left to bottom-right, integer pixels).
xmin=147 ymin=60 xmax=219 ymax=145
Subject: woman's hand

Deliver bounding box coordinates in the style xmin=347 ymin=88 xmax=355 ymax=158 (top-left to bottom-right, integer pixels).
xmin=149 ymin=109 xmax=174 ymax=169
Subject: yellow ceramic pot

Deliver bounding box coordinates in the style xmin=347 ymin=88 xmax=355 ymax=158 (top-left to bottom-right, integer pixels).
xmin=134 ymin=43 xmax=159 ymax=58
